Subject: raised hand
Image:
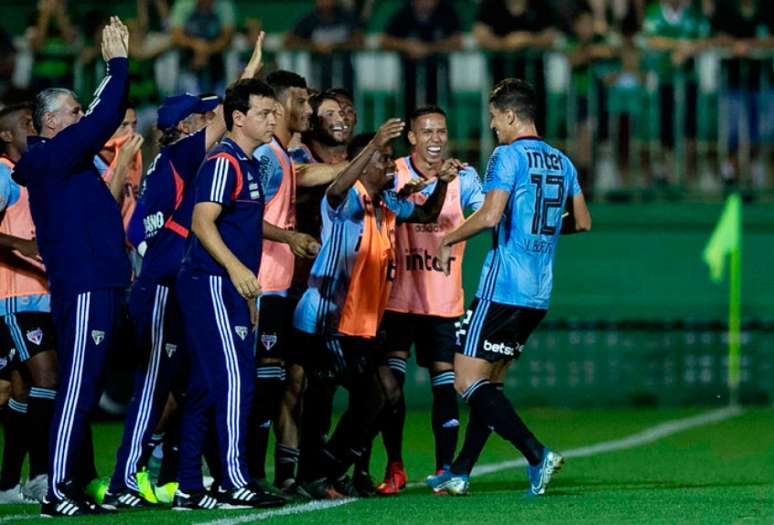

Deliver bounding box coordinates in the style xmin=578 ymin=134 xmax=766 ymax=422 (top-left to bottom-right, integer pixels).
xmin=373 ymin=118 xmax=405 ymax=149
xmin=398 ymin=178 xmax=430 ymax=197
xmin=242 ymin=30 xmax=265 ymax=79
xmin=438 ymin=158 xmax=465 ymax=183
xmin=116 ymin=133 xmax=144 ymax=167
xmin=101 ymin=16 xmax=129 ymax=61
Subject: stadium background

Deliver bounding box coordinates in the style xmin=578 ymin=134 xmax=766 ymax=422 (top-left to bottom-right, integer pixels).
xmin=0 ymin=0 xmax=772 ymax=411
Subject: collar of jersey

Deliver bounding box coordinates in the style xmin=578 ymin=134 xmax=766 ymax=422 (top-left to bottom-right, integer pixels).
xmin=221 ymin=137 xmax=250 ymax=161
xmin=511 ymin=135 xmax=543 ymax=143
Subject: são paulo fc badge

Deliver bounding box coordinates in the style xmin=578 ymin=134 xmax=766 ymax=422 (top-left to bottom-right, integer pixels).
xmin=261 ymin=334 xmax=277 ymax=351
xmin=165 ymin=343 xmax=177 ymax=357
xmin=235 ymin=326 xmax=248 ymax=340
xmin=91 ymin=330 xmax=105 ymax=345
xmin=26 ymin=328 xmax=43 ymax=346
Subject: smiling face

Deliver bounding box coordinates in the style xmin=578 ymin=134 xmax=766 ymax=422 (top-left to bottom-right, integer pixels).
xmin=489 ymin=103 xmax=516 ymax=145
xmin=315 ymin=98 xmax=347 ymax=145
xmin=362 ymin=144 xmax=396 ymax=192
xmin=409 ymin=112 xmax=448 ymax=166
xmin=334 ymin=95 xmax=357 ymax=141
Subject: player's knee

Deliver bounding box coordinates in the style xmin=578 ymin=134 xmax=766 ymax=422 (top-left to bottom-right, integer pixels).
xmin=453 ymin=376 xmax=470 ymax=397
xmin=0 ymin=380 xmax=10 ymax=406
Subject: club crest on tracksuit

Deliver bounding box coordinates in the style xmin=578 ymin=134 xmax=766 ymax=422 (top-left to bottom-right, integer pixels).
xmin=165 ymin=343 xmax=177 ymax=358
xmin=26 ymin=328 xmax=43 ymax=346
xmin=0 ymin=356 xmax=7 ymax=370
xmin=261 ymin=333 xmax=277 ymax=351
xmin=91 ymin=330 xmax=105 ymax=345
xmin=235 ymin=326 xmax=248 ymax=340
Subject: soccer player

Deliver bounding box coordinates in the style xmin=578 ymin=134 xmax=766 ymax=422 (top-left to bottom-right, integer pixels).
xmin=172 ymin=77 xmax=284 ymax=510
xmin=427 ymin=79 xmax=591 ymax=497
xmin=103 ymin=33 xmax=266 ymax=511
xmin=249 ymin=70 xmax=319 ymax=491
xmin=375 ymin=105 xmax=484 ymax=495
xmin=13 ymin=17 xmax=133 ymax=516
xmin=282 ymin=89 xmax=352 ymax=494
xmin=293 ymin=120 xmax=463 ymax=498
xmin=0 ymin=102 xmax=57 ymax=504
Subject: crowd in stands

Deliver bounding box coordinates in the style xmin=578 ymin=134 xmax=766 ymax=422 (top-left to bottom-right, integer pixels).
xmin=1 ymin=0 xmax=772 ymax=191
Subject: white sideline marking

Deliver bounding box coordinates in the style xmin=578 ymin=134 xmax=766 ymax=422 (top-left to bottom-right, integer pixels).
xmin=196 ymin=498 xmax=356 ymax=525
xmin=408 ymin=406 xmax=742 ymax=487
xmin=0 ymin=407 xmax=743 ymax=525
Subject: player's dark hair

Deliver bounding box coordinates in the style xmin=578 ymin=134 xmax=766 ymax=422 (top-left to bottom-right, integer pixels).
xmin=325 ymin=87 xmax=353 ymax=104
xmin=0 ymin=102 xmax=33 ymax=130
xmin=265 ymin=70 xmax=308 ymax=101
xmin=309 ymin=91 xmax=341 ymax=119
xmin=489 ymin=78 xmax=537 ymax=123
xmin=223 ymin=78 xmax=275 ymax=131
xmin=409 ymin=105 xmax=447 ymax=127
xmin=347 ymin=132 xmax=375 ymax=159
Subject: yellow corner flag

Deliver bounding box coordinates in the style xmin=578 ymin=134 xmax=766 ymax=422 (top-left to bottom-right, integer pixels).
xmin=702 ymin=193 xmax=742 ymax=405
xmin=702 ymin=193 xmax=741 ymax=282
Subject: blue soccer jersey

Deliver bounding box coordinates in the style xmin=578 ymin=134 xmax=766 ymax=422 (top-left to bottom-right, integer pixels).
xmin=181 ymin=138 xmax=265 ymax=276
xmin=131 ymin=130 xmax=207 ymax=283
xmin=476 ymin=137 xmax=581 ymax=309
xmin=293 ymin=186 xmax=415 ymax=337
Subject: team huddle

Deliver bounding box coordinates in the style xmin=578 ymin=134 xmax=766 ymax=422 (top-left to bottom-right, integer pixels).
xmin=0 ymin=16 xmax=591 ymax=517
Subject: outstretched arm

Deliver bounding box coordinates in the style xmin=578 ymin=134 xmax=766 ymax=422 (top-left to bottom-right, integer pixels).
xmin=326 ymin=118 xmax=405 ymax=209
xmin=438 ymin=189 xmax=509 ymax=275
xmin=48 ymin=17 xmax=130 ymax=170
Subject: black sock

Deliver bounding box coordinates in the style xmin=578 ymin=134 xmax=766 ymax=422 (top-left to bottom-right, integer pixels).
xmin=27 ymin=387 xmax=56 ymax=478
xmin=297 ymin=378 xmax=336 ymax=482
xmin=248 ymin=367 xmax=285 ymax=480
xmin=380 ymin=357 xmax=406 ymax=464
xmin=463 ymin=380 xmax=543 ymax=466
xmin=0 ymin=399 xmax=28 ymax=489
xmin=273 ymin=444 xmax=300 ymax=488
xmin=430 ymin=371 xmax=459 ymax=471
xmin=451 ymin=383 xmax=502 ymax=475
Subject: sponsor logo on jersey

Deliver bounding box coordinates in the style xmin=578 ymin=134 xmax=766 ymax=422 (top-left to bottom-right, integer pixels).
xmin=404 ymin=249 xmax=456 ymax=273
xmin=235 ymin=326 xmax=248 ymax=340
xmin=26 ymin=328 xmax=43 ymax=346
xmin=143 ymin=211 xmax=165 ymax=238
xmin=261 ymin=333 xmax=278 ymax=351
xmin=164 ymin=343 xmax=177 ymax=358
xmin=482 ymin=339 xmax=523 ymax=356
xmin=91 ymin=330 xmax=105 ymax=345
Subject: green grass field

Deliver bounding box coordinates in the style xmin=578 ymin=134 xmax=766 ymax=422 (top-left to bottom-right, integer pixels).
xmin=2 ymin=407 xmax=773 ymax=524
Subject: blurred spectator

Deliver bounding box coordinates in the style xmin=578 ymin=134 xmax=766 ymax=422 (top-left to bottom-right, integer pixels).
xmin=284 ymin=0 xmax=363 ymax=91
xmin=169 ymin=0 xmax=236 ymax=93
xmin=473 ymin=0 xmax=560 ymax=132
xmin=710 ymin=0 xmax=774 ymax=187
xmin=138 ymin=0 xmax=171 ymax=32
xmin=565 ymin=9 xmax=616 ymax=197
xmin=285 ymin=0 xmax=363 ymax=53
xmin=26 ymin=0 xmax=79 ymax=91
xmin=588 ymin=0 xmax=646 ymax=37
xmin=603 ymin=40 xmax=648 ymax=187
xmin=381 ymin=0 xmax=462 ymax=116
xmin=641 ymin=0 xmax=710 ymax=183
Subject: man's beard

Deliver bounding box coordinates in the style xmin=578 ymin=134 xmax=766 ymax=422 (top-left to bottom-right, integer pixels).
xmin=310 ymin=124 xmax=347 ymax=147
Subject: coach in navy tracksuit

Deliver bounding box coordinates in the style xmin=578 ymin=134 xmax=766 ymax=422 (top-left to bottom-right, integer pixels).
xmin=103 ymin=94 xmax=219 ymax=508
xmin=12 ymin=18 xmax=130 ymax=516
xmin=172 ymin=78 xmax=284 ymax=511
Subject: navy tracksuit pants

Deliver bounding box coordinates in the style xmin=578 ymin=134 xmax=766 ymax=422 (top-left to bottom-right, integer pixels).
xmin=48 ymin=289 xmax=122 ymax=501
xmin=109 ymin=280 xmax=187 ymax=494
xmin=176 ymin=270 xmax=254 ymax=491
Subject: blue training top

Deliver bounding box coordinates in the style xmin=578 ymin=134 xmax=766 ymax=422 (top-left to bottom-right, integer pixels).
xmin=129 ymin=129 xmax=207 ymax=284
xmin=180 ymin=137 xmax=265 ymax=277
xmin=476 ymin=137 xmax=581 ymax=310
xmin=13 ymin=57 xmax=131 ymax=296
